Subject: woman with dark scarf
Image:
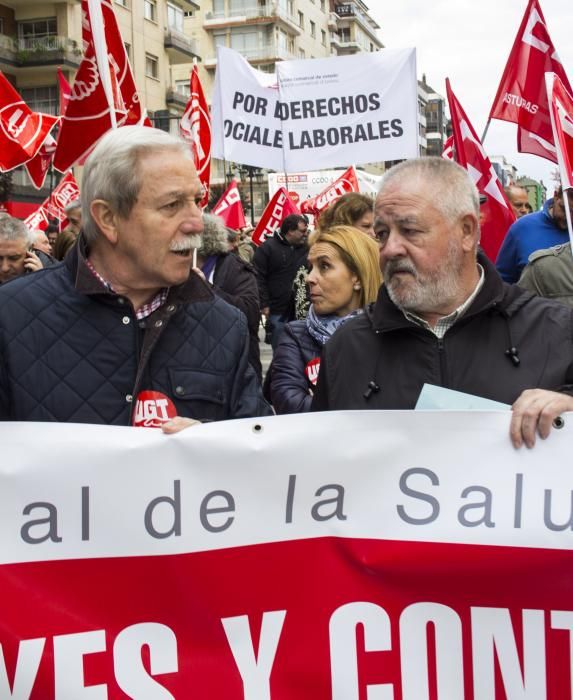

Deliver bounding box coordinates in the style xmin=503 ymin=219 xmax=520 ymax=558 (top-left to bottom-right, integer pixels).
xmin=269 ymin=225 xmax=382 ymax=414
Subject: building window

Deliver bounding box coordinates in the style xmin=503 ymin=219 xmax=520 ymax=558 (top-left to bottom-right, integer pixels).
xmin=320 ymin=0 xmax=326 ymax=11
xmin=310 ymin=20 xmax=316 ymax=38
xmin=17 ymin=18 xmax=57 ymax=48
xmin=124 ymin=42 xmax=131 ymax=59
xmin=321 ymin=29 xmax=326 ymax=46
xmin=287 ymin=0 xmax=294 ymax=15
xmin=298 ymin=48 xmax=305 ymax=59
xmin=115 ymin=0 xmax=129 ymax=8
xmin=298 ymin=11 xmax=304 ymax=28
xmin=175 ymin=79 xmax=191 ymax=96
xmin=20 ymin=86 xmax=58 ymax=115
xmin=144 ymin=0 xmax=157 ymax=22
xmin=145 ymin=53 xmax=159 ymax=79
xmin=167 ymin=3 xmax=184 ymax=32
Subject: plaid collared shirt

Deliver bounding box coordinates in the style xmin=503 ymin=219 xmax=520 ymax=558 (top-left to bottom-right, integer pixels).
xmin=85 ymin=258 xmax=168 ymax=320
xmin=403 ymin=265 xmax=485 ymax=339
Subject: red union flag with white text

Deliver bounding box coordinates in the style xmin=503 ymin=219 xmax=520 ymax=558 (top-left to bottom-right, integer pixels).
xmin=447 ymin=79 xmax=516 ymax=261
xmin=54 ymin=0 xmax=142 ymax=172
xmin=300 ymin=165 xmax=359 ymax=217
xmin=212 ymin=180 xmax=246 ymax=229
xmin=0 ymin=412 xmax=573 ymax=698
xmin=180 ymin=66 xmax=211 ymax=208
xmin=252 ymin=186 xmax=301 ymax=246
xmin=24 ymin=205 xmax=50 ymax=232
xmin=546 ymin=73 xmax=573 ymax=191
xmin=442 ymin=134 xmax=454 ymax=160
xmin=0 ymin=72 xmax=59 ymax=172
xmin=488 ymin=0 xmax=572 ymax=163
xmin=43 ymin=172 xmax=80 ymax=223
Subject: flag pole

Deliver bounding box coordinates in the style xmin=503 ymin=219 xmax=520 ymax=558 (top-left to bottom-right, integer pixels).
xmin=481 ymin=119 xmax=491 ymax=144
xmin=564 ymin=187 xmax=573 ymax=247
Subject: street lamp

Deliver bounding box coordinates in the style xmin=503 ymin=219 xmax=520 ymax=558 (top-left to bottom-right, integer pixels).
xmin=239 ymin=165 xmax=263 ymax=226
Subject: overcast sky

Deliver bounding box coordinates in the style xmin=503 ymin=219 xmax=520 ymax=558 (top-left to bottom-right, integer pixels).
xmin=368 ymin=0 xmax=573 ymax=195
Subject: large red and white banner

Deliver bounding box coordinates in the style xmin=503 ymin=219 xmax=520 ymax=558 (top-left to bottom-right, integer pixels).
xmin=212 ymin=47 xmax=418 ymax=171
xmin=1 ymin=412 xmax=572 ymax=698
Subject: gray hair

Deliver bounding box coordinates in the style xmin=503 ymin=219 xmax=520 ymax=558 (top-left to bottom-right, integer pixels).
xmin=81 ymin=126 xmax=192 ymax=243
xmin=0 ymin=216 xmax=32 ymax=246
xmin=379 ymin=157 xmax=480 ymax=223
xmin=200 ymin=214 xmax=230 ymax=256
xmin=64 ymin=198 xmax=81 ymax=214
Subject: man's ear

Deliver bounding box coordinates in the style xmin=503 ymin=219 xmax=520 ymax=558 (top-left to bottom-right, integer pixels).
xmin=460 ymin=213 xmax=479 ymax=251
xmin=90 ymin=200 xmax=119 ymax=245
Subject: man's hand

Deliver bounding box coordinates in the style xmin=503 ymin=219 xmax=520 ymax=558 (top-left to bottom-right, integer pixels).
xmin=24 ymin=251 xmax=43 ymax=273
xmin=510 ymin=389 xmax=573 ymax=448
xmin=161 ymin=416 xmax=201 ymax=434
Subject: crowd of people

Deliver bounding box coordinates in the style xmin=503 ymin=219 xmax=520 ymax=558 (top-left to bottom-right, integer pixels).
xmin=0 ymin=124 xmax=571 ymax=448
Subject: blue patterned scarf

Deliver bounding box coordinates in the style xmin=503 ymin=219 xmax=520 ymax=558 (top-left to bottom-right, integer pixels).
xmin=306 ymin=305 xmax=363 ymax=347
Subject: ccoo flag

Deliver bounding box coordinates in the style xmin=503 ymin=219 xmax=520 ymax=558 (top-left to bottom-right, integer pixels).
xmin=488 ymin=0 xmax=572 ymax=163
xmin=252 ymin=187 xmax=301 ymax=246
xmin=447 ymin=79 xmax=516 ymax=262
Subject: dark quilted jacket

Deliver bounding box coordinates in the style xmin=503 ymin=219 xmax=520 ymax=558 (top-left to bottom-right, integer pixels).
xmin=269 ymin=320 xmax=321 ymax=414
xmin=0 ymin=240 xmax=271 ymax=424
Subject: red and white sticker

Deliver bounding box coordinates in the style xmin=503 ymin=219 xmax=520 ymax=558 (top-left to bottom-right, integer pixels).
xmin=305 ymin=357 xmax=321 ymax=386
xmin=132 ymin=391 xmax=177 ymax=428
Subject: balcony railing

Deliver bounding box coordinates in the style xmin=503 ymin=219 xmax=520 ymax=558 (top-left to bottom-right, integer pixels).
xmin=164 ymin=28 xmax=199 ymax=63
xmin=0 ymin=35 xmax=82 ymax=67
xmin=205 ymin=3 xmax=300 ymax=33
xmin=205 ymin=43 xmax=295 ymax=65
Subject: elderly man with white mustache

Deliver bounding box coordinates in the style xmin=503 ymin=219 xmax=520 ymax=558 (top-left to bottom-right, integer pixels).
xmin=0 ymin=126 xmax=270 ymax=427
xmin=312 ymin=157 xmax=573 ymax=449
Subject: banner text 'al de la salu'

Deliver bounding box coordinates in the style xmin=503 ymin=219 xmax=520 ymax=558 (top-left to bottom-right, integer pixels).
xmin=1 ymin=411 xmax=573 ymax=698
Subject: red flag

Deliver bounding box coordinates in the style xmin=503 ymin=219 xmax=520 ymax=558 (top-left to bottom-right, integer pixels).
xmin=447 ymin=79 xmax=516 ymax=262
xmin=546 ymin=73 xmax=573 ymax=191
xmin=488 ymin=0 xmax=572 ymax=163
xmin=24 ymin=205 xmax=50 ymax=232
xmin=252 ymin=187 xmax=301 ymax=246
xmin=180 ymin=66 xmax=211 ymax=208
xmin=54 ymin=0 xmax=143 ymax=172
xmin=0 ymin=72 xmax=59 ymax=172
xmin=300 ymin=166 xmax=359 ymax=217
xmin=44 ymin=172 xmax=81 ymax=223
xmin=24 ymin=132 xmax=58 ymax=190
xmin=442 ymin=135 xmax=454 ymax=160
xmin=212 ymin=180 xmax=246 ymax=230
xmin=57 ymin=68 xmax=72 ymax=115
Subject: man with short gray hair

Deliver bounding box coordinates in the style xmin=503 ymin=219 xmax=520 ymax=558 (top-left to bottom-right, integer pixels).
xmin=0 ymin=216 xmax=44 ymax=284
xmin=313 ymin=157 xmax=573 ymax=449
xmin=64 ymin=198 xmax=82 ymax=235
xmin=0 ymin=126 xmax=270 ymax=426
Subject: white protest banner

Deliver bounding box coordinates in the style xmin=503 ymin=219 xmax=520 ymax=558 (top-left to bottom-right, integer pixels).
xmin=1 ymin=411 xmax=572 ymax=698
xmin=268 ymin=168 xmax=382 ymax=209
xmin=212 ymin=46 xmax=418 ymax=171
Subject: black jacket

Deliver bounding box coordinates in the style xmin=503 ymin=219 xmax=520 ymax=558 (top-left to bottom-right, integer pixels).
xmin=269 ymin=320 xmax=321 ymax=414
xmin=212 ymin=252 xmax=262 ymax=381
xmin=253 ymin=232 xmax=308 ymax=316
xmin=312 ymin=255 xmax=573 ymax=411
xmin=0 ymin=239 xmax=271 ymax=424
